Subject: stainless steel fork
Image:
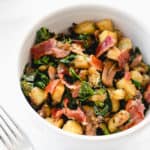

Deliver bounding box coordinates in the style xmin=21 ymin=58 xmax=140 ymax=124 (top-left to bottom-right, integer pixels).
xmin=0 ymin=106 xmax=34 ymax=150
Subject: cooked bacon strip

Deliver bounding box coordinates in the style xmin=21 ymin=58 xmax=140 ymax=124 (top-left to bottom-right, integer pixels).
xmin=130 ymin=55 xmax=142 ymax=68
xmin=102 ymin=61 xmax=118 ymax=87
xmin=45 ymin=79 xmax=60 ymax=94
xmin=89 ymin=55 xmax=103 ymax=71
xmin=61 ymin=79 xmax=77 ymax=90
xmin=71 ymin=81 xmax=81 ymax=98
xmin=124 ymin=71 xmax=131 ymax=80
xmin=144 ymin=84 xmax=150 ymax=104
xmin=52 ymin=98 xmax=87 ymax=124
xmin=96 ymin=36 xmax=116 ymax=57
xmin=31 ymin=39 xmax=56 ymax=59
xmin=57 ymin=64 xmax=69 ymax=79
xmin=118 ymin=50 xmax=130 ymax=68
xmin=121 ymin=99 xmax=145 ymax=130
xmin=31 ymin=38 xmax=70 ymax=59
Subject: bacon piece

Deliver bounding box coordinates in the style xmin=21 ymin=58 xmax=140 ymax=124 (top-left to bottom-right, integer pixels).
xmin=130 ymin=55 xmax=142 ymax=68
xmin=118 ymin=50 xmax=130 ymax=68
xmin=96 ymin=36 xmax=116 ymax=57
xmin=57 ymin=64 xmax=69 ymax=79
xmin=144 ymin=84 xmax=150 ymax=104
xmin=124 ymin=71 xmax=131 ymax=80
xmin=31 ymin=39 xmax=56 ymax=59
xmin=48 ymin=66 xmax=56 ymax=80
xmin=102 ymin=61 xmax=118 ymax=87
xmin=31 ymin=38 xmax=70 ymax=59
xmin=52 ymin=98 xmax=87 ymax=124
xmin=71 ymin=81 xmax=81 ymax=98
xmin=61 ymin=79 xmax=77 ymax=90
xmin=122 ymin=99 xmax=145 ymax=130
xmin=89 ymin=55 xmax=103 ymax=71
xmin=45 ymin=79 xmax=60 ymax=94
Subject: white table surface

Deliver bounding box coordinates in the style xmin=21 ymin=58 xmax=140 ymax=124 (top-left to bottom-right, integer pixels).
xmin=0 ymin=0 xmax=150 ymax=150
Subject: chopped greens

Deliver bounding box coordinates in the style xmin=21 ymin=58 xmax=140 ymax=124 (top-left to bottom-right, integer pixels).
xmin=69 ymin=67 xmax=81 ymax=81
xmin=60 ymin=54 xmax=76 ymax=64
xmin=132 ymin=79 xmax=142 ymax=89
xmin=79 ymin=81 xmax=94 ymax=101
xmin=35 ymin=27 xmax=54 ymax=44
xmin=21 ymin=80 xmax=33 ymax=96
xmin=34 ymin=71 xmax=49 ymax=89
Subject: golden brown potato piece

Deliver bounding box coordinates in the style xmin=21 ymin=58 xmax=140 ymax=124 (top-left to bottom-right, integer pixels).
xmin=96 ymin=19 xmax=114 ymax=31
xmin=38 ymin=104 xmax=51 ymax=118
xmin=63 ymin=120 xmax=83 ymax=135
xmin=29 ymin=87 xmax=48 ymax=106
xmin=74 ymin=21 xmax=96 ymax=34
xmin=116 ymin=77 xmax=136 ymax=98
xmin=99 ymin=30 xmax=117 ymax=43
xmin=118 ymin=38 xmax=132 ymax=50
xmin=108 ymin=88 xmax=125 ymax=112
xmin=108 ymin=110 xmax=130 ymax=132
xmin=88 ymin=67 xmax=100 ymax=87
xmin=107 ymin=47 xmax=121 ymax=61
xmin=73 ymin=55 xmax=89 ymax=69
xmin=46 ymin=118 xmax=64 ymax=128
xmin=38 ymin=65 xmax=48 ymax=71
xmin=52 ymin=82 xmax=65 ymax=104
xmin=131 ymin=70 xmax=143 ymax=83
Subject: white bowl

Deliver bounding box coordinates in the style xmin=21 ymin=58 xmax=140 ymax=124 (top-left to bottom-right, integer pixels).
xmin=18 ymin=4 xmax=150 ymax=150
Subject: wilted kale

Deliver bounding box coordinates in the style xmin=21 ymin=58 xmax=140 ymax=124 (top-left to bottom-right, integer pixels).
xmin=33 ymin=56 xmax=58 ymax=67
xmin=64 ymin=88 xmax=78 ymax=109
xmin=60 ymin=54 xmax=76 ymax=64
xmin=35 ymin=27 xmax=54 ymax=44
xmin=79 ymin=81 xmax=94 ymax=101
xmin=21 ymin=80 xmax=33 ymax=96
xmin=69 ymin=67 xmax=81 ymax=81
xmin=34 ymin=71 xmax=49 ymax=89
xmin=94 ymin=89 xmax=112 ymax=116
xmin=56 ymin=33 xmax=72 ymax=44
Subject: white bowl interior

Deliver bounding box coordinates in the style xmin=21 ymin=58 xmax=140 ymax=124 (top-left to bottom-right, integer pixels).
xmin=18 ymin=5 xmax=150 ymax=140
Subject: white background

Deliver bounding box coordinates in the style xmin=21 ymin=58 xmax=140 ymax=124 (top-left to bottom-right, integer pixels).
xmin=0 ymin=0 xmax=150 ymax=150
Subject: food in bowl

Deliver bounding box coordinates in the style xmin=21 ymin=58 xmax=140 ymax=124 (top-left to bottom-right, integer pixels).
xmin=21 ymin=19 xmax=150 ymax=136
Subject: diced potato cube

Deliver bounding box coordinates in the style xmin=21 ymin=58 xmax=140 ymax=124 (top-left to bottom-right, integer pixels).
xmin=73 ymin=55 xmax=89 ymax=69
xmin=79 ymin=70 xmax=88 ymax=80
xmin=110 ymin=89 xmax=125 ymax=100
xmin=89 ymin=94 xmax=106 ymax=102
xmin=108 ymin=110 xmax=130 ymax=132
xmin=99 ymin=30 xmax=117 ymax=43
xmin=107 ymin=47 xmax=121 ymax=61
xmin=118 ymin=38 xmax=132 ymax=50
xmin=142 ymin=74 xmax=150 ymax=86
xmin=52 ymin=83 xmax=65 ymax=104
xmin=108 ymin=88 xmax=122 ymax=112
xmin=96 ymin=19 xmax=114 ymax=31
xmin=116 ymin=78 xmax=136 ymax=98
xmin=88 ymin=67 xmax=100 ymax=87
xmin=131 ymin=70 xmax=143 ymax=83
xmin=74 ymin=21 xmax=96 ymax=34
xmin=38 ymin=104 xmax=51 ymax=118
xmin=82 ymin=105 xmax=95 ymax=115
xmin=29 ymin=87 xmax=48 ymax=106
xmin=46 ymin=118 xmax=64 ymax=128
xmin=63 ymin=120 xmax=83 ymax=135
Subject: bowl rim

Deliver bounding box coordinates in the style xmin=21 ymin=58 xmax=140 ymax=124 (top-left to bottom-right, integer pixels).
xmin=18 ymin=3 xmax=150 ymax=141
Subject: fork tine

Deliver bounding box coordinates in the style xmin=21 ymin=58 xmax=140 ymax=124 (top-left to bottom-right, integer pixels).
xmin=0 ymin=124 xmax=13 ymax=144
xmin=0 ymin=106 xmax=23 ymax=139
xmin=0 ymin=128 xmax=12 ymax=150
